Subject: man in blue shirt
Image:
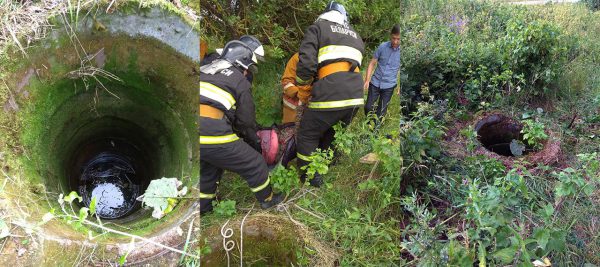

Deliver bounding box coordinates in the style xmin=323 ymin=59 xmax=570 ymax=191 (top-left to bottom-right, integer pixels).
xmin=363 ymin=25 xmax=400 ymax=125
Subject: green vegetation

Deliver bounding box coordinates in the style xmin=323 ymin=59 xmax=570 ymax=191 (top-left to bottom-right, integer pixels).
xmin=201 ymin=0 xmax=400 ymax=57
xmin=200 ymin=1 xmax=402 ymax=263
xmin=399 ymin=0 xmax=600 ymax=265
xmin=584 ymin=0 xmax=600 ymax=11
xmin=199 ymin=54 xmax=403 ymax=264
xmin=522 ymin=119 xmax=549 ymax=149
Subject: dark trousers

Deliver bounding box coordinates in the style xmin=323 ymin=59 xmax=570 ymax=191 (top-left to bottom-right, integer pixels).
xmin=296 ymin=108 xmax=358 ymax=176
xmin=364 ymin=83 xmax=395 ymax=121
xmin=200 ymin=139 xmax=271 ymax=213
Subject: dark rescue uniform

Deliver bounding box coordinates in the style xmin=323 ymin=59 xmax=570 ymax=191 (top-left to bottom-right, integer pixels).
xmin=295 ymin=19 xmax=365 ymax=173
xmin=199 ymin=64 xmax=271 ymax=213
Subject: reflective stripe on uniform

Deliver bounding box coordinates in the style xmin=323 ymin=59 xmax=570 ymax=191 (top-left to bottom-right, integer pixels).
xmin=200 ymin=82 xmax=236 ymax=110
xmin=199 ymin=192 xmax=215 ymax=199
xmin=295 ymin=75 xmax=313 ymax=85
xmin=308 ymin=98 xmax=364 ymax=109
xmin=317 ymin=45 xmax=363 ymax=64
xmin=250 ymin=177 xmax=270 ymax=193
xmin=297 ymin=152 xmax=312 ymax=162
xmin=199 ymin=134 xmax=239 ymax=145
xmin=283 ymin=83 xmax=295 ymax=89
xmin=283 ymin=98 xmax=298 ymax=110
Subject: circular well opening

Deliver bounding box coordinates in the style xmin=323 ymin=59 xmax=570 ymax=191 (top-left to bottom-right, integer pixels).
xmin=66 ymin=117 xmax=159 ymax=220
xmin=475 ymin=114 xmax=532 ymax=157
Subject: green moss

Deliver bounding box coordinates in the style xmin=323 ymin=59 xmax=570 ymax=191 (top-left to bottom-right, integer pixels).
xmin=200 ymin=216 xmax=301 ymax=266
xmin=0 ymin=2 xmax=200 ymax=264
xmin=1 ymin=6 xmax=199 ymax=251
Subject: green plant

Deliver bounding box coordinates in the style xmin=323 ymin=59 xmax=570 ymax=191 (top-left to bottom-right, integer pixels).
xmin=118 ymin=238 xmax=136 ymax=266
xmin=400 ymin=103 xmax=444 ymax=174
xmin=464 ymin=156 xmax=507 ymax=182
xmin=213 ymin=200 xmax=237 ymax=218
xmin=554 ymin=154 xmax=599 ymax=200
xmin=460 ymin=125 xmax=478 ymax=152
xmin=396 ymin=1 xmax=600 ymax=265
xmin=269 ymin=164 xmax=298 ymax=195
xmin=521 ymin=119 xmax=549 ymax=150
xmin=554 ymin=168 xmax=593 ymax=198
xmin=463 ymin=170 xmax=565 ymax=265
xmin=53 ymin=191 xmax=97 ymax=232
xmin=400 ymin=193 xmax=448 ymax=263
xmin=199 ymin=238 xmax=212 ymax=256
xmin=401 ymin=0 xmax=571 ymax=109
xmin=140 ymin=177 xmax=187 ymax=219
xmin=578 ymin=152 xmax=599 ymax=177
xmin=583 ymin=0 xmax=600 ymax=11
xmin=333 ymin=122 xmax=357 ymax=156
xmin=373 ymin=133 xmax=401 ymax=174
xmin=301 ymin=148 xmax=333 ymax=182
xmin=202 ymin=0 xmax=400 ymax=55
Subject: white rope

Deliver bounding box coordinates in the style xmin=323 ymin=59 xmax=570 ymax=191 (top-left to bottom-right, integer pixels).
xmin=220 ymin=220 xmax=235 ymax=267
xmin=239 ymin=203 xmax=254 ymax=266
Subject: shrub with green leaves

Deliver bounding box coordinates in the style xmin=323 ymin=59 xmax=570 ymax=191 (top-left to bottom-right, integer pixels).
xmin=202 ymin=0 xmax=400 ymax=56
xmin=400 ymin=103 xmax=444 ymax=175
xmin=269 ymin=164 xmax=298 ymax=195
xmin=555 ymin=153 xmax=600 ymax=199
xmin=521 ymin=119 xmax=549 ymax=150
xmin=301 ymin=148 xmax=333 ymax=182
xmin=401 ymin=0 xmax=573 ymax=108
xmin=332 ymin=122 xmax=357 ymax=156
xmin=584 ymin=0 xmax=600 ymax=11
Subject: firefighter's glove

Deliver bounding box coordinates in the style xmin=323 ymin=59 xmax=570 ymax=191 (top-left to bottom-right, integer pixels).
xmin=297 ymin=84 xmax=312 ymax=104
xmin=283 ymin=84 xmax=299 ymax=98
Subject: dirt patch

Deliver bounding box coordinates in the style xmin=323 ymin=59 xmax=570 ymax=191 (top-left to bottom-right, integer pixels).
xmin=444 ymin=112 xmax=562 ymax=168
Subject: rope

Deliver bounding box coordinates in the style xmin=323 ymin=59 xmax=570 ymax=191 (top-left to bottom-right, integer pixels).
xmin=220 ymin=220 xmax=235 ymax=267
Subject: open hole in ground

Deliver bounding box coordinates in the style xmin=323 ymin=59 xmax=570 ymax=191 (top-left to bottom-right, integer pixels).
xmin=475 ymin=114 xmax=533 ymax=157
xmin=67 ymin=118 xmax=158 ymax=220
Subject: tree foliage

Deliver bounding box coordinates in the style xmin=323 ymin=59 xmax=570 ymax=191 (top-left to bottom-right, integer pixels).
xmin=400 ymin=0 xmax=575 ymax=108
xmin=201 ymin=0 xmax=400 ymax=57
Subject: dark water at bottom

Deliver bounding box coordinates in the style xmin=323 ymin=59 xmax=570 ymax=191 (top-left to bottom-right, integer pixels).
xmin=79 ymin=152 xmax=140 ymax=219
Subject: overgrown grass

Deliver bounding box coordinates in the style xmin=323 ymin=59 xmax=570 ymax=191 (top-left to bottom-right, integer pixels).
xmin=399 ymin=0 xmax=600 ymax=265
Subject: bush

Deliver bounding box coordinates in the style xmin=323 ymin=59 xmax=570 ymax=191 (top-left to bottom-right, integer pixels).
xmin=583 ymin=0 xmax=600 ymax=11
xmin=400 ymin=103 xmax=444 ymax=174
xmin=202 ymin=0 xmax=400 ymax=57
xmin=401 ymin=0 xmax=573 ymax=109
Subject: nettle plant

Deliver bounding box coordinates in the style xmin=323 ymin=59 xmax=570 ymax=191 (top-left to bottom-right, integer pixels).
xmin=332 ymin=122 xmax=357 ymax=156
xmin=409 ymin=153 xmax=570 ymax=265
xmin=269 ymin=164 xmax=298 ymax=196
xmin=462 ymin=169 xmax=566 ymax=266
xmin=521 ymin=119 xmax=549 ymax=150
